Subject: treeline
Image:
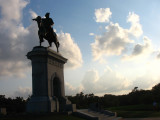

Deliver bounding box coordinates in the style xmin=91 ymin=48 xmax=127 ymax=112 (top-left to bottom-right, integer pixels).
xmin=0 ymin=95 xmax=26 ymax=114
xmin=67 ymin=83 xmax=160 ymax=109
xmin=1 ymin=83 xmax=160 ymax=113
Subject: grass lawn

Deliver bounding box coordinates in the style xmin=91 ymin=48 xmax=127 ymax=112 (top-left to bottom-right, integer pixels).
xmin=107 ymin=104 xmax=160 ymax=118
xmin=0 ymin=113 xmax=85 ymax=120
xmin=111 ymin=110 xmax=160 ymax=118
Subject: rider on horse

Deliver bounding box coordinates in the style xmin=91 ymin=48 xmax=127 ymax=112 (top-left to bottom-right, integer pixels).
xmin=32 ymin=12 xmax=60 ymax=52
xmin=43 ymin=13 xmax=54 ymax=36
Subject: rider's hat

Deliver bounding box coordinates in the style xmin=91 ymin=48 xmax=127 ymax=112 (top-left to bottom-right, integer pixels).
xmin=45 ymin=12 xmax=50 ymax=17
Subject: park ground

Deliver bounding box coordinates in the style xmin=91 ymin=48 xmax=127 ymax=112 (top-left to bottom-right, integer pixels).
xmin=108 ymin=104 xmax=160 ymax=118
xmin=1 ymin=104 xmax=160 ymax=120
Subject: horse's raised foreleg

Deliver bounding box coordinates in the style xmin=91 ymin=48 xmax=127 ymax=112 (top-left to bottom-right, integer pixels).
xmin=39 ymin=38 xmax=43 ymax=46
xmin=39 ymin=34 xmax=44 ymax=46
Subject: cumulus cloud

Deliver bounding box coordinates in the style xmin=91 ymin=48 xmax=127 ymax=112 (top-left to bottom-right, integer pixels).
xmin=157 ymin=54 xmax=160 ymax=59
xmin=89 ymin=33 xmax=94 ymax=36
xmin=0 ymin=0 xmax=83 ymax=78
xmin=123 ymin=36 xmax=153 ymax=60
xmin=0 ymin=0 xmax=34 ymax=77
xmin=91 ymin=12 xmax=146 ymax=62
xmin=81 ymin=69 xmax=99 ymax=93
xmin=64 ymin=67 xmax=130 ymax=95
xmin=127 ymin=12 xmax=143 ymax=37
xmin=156 ymin=51 xmax=160 ymax=59
xmin=29 ymin=9 xmax=38 ymax=18
xmin=0 ymin=61 xmax=30 ymax=78
xmin=14 ymin=86 xmax=31 ymax=99
xmin=131 ymin=76 xmax=158 ymax=90
xmin=95 ymin=8 xmax=112 ymax=23
xmin=64 ymin=10 xmax=160 ymax=96
xmin=65 ymin=67 xmax=132 ymax=95
xmin=0 ymin=0 xmax=28 ymax=22
xmin=65 ymin=65 xmax=160 ymax=95
xmin=65 ymin=82 xmax=83 ymax=96
xmin=57 ymin=32 xmax=83 ymax=69
xmin=91 ymin=22 xmax=133 ymax=61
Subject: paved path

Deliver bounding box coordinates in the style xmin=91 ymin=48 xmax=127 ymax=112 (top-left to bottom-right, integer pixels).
xmin=77 ymin=109 xmax=122 ymax=120
xmin=123 ymin=118 xmax=160 ymax=120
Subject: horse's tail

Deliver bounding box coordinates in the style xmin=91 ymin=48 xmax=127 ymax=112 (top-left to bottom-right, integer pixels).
xmin=57 ymin=41 xmax=60 ymax=47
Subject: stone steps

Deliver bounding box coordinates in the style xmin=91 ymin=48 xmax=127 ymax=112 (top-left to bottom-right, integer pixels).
xmin=76 ymin=109 xmax=123 ymax=120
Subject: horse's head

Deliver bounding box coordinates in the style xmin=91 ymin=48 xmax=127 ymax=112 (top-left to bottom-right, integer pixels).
xmin=32 ymin=16 xmax=41 ymax=22
xmin=36 ymin=16 xmax=41 ymax=21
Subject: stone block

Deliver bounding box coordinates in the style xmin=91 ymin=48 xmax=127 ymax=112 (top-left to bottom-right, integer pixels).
xmin=26 ymin=46 xmax=75 ymax=113
xmin=65 ymin=104 xmax=76 ymax=112
xmin=0 ymin=108 xmax=6 ymax=115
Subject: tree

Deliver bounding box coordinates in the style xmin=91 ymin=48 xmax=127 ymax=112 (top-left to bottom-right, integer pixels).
xmin=152 ymin=83 xmax=160 ymax=101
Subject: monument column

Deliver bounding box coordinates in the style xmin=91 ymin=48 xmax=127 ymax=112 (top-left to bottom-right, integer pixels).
xmin=26 ymin=46 xmax=68 ymax=113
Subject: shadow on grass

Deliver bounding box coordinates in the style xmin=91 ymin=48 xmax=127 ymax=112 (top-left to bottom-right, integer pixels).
xmin=113 ymin=110 xmax=160 ymax=118
xmin=0 ymin=113 xmax=85 ymax=120
xmin=107 ymin=104 xmax=160 ymax=118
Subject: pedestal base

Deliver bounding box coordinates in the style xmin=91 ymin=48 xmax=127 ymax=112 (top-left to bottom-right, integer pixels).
xmin=26 ymin=46 xmax=76 ymax=113
xmin=26 ymin=96 xmax=59 ymax=113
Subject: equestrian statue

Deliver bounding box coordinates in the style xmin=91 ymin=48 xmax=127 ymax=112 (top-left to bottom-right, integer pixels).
xmin=32 ymin=12 xmax=60 ymax=52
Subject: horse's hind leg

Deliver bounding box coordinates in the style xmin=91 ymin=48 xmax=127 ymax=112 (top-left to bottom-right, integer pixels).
xmin=39 ymin=36 xmax=43 ymax=46
xmin=56 ymin=47 xmax=59 ymax=53
xmin=48 ymin=41 xmax=52 ymax=47
xmin=55 ymin=43 xmax=59 ymax=53
xmin=57 ymin=42 xmax=60 ymax=48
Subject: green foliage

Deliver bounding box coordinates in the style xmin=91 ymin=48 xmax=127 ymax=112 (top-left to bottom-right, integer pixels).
xmin=1 ymin=83 xmax=160 ymax=115
xmin=0 ymin=113 xmax=85 ymax=120
xmin=108 ymin=104 xmax=153 ymax=111
xmin=67 ymin=92 xmax=99 ymax=109
xmin=108 ymin=104 xmax=160 ymax=118
xmin=68 ymin=83 xmax=160 ymax=109
xmin=152 ymin=83 xmax=160 ymax=101
xmin=0 ymin=95 xmax=26 ymax=114
xmin=111 ymin=110 xmax=160 ymax=118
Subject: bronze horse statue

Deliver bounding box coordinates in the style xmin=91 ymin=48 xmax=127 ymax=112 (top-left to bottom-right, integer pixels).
xmin=33 ymin=16 xmax=60 ymax=52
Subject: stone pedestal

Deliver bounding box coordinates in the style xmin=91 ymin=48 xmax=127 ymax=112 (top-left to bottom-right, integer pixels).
xmin=26 ymin=46 xmax=74 ymax=113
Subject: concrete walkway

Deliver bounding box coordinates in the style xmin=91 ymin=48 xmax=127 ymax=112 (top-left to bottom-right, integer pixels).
xmin=76 ymin=109 xmax=122 ymax=120
xmin=123 ymin=118 xmax=160 ymax=120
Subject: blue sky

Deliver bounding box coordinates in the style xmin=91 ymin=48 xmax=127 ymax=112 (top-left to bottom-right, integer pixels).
xmin=0 ymin=0 xmax=160 ymax=98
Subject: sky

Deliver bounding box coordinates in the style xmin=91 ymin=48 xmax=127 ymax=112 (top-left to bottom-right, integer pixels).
xmin=0 ymin=0 xmax=160 ymax=99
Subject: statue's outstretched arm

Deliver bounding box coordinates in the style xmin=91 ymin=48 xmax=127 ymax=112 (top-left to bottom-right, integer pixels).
xmin=32 ymin=18 xmax=37 ymax=21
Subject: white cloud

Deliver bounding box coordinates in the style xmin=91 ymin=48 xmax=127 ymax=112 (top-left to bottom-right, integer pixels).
xmin=91 ymin=22 xmax=133 ymax=61
xmin=29 ymin=9 xmax=38 ymax=18
xmin=57 ymin=32 xmax=83 ymax=69
xmin=65 ymin=63 xmax=160 ymax=95
xmin=129 ymin=60 xmax=160 ymax=90
xmin=0 ymin=0 xmax=83 ymax=78
xmin=89 ymin=33 xmax=94 ymax=36
xmin=131 ymin=76 xmax=159 ymax=90
xmin=81 ymin=69 xmax=99 ymax=93
xmin=65 ymin=82 xmax=83 ymax=96
xmin=66 ymin=68 xmax=131 ymax=95
xmin=127 ymin=12 xmax=140 ymax=24
xmin=0 ymin=61 xmax=30 ymax=78
xmin=127 ymin=12 xmax=143 ymax=37
xmin=0 ymin=0 xmax=35 ymax=77
xmin=91 ymin=12 xmax=147 ymax=62
xmin=0 ymin=0 xmax=28 ymax=22
xmin=123 ymin=36 xmax=153 ymax=60
xmin=157 ymin=53 xmax=160 ymax=59
xmin=14 ymin=86 xmax=31 ymax=99
xmin=84 ymin=68 xmax=130 ymax=94
xmin=95 ymin=8 xmax=112 ymax=23
xmin=156 ymin=51 xmax=160 ymax=59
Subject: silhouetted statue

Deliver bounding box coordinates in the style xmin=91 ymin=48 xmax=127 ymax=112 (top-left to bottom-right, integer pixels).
xmin=32 ymin=12 xmax=60 ymax=52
